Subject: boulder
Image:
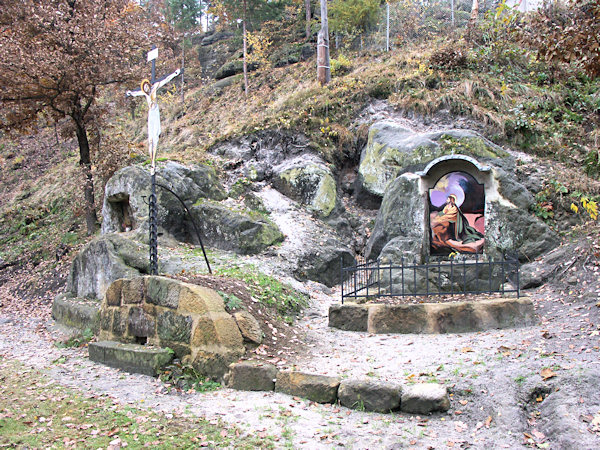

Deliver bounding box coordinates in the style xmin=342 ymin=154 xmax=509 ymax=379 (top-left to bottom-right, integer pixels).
xmin=190 ymin=202 xmax=284 ymax=255
xmin=52 ymin=293 xmax=100 ymax=332
xmin=365 ymin=173 xmax=425 ymax=261
xmin=400 ymin=383 xmax=450 ymax=414
xmin=67 ymin=234 xmax=149 ymax=300
xmin=338 ymin=379 xmax=402 ymax=413
xmin=296 ymin=238 xmax=355 ymax=287
xmin=101 ymin=162 xmax=226 ymax=240
xmin=233 ymin=311 xmax=263 ymax=345
xmin=273 ymin=155 xmax=339 ymax=218
xmin=226 ymin=360 xmax=277 ymax=391
xmin=486 ymin=202 xmax=559 ymax=261
xmin=357 ymin=121 xmax=507 ymax=200
xmin=276 ymin=371 xmax=340 ymax=404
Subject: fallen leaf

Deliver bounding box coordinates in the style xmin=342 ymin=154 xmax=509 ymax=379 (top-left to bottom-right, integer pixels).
xmin=484 ymin=416 xmax=492 ymax=428
xmin=541 ymin=368 xmax=557 ymax=381
xmin=461 ymin=347 xmax=474 ymax=353
xmin=459 ymin=400 xmax=468 ymax=406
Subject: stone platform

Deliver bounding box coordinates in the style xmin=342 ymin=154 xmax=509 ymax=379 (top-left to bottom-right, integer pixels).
xmin=329 ymin=297 xmax=537 ymax=334
xmin=88 ymin=340 xmax=173 ymax=376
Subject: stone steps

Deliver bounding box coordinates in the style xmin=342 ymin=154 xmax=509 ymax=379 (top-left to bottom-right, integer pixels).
xmin=88 ymin=340 xmax=173 ymax=376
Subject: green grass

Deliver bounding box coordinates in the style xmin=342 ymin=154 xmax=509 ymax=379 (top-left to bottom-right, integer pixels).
xmin=216 ymin=265 xmax=308 ymax=320
xmin=0 ymin=357 xmax=273 ymax=448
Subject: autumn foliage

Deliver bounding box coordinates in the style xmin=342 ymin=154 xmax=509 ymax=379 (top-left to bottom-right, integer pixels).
xmin=520 ymin=0 xmax=600 ymax=78
xmin=0 ymin=0 xmax=157 ymax=234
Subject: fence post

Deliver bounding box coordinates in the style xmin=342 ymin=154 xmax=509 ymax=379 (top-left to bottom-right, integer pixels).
xmin=401 ymin=256 xmax=405 ymax=297
xmin=450 ymin=257 xmax=454 ymax=295
xmin=488 ymin=257 xmax=493 ymax=294
xmin=340 ymin=256 xmax=344 ymax=305
xmin=413 ymin=258 xmax=417 ymax=296
xmin=389 ymin=260 xmax=393 ymax=297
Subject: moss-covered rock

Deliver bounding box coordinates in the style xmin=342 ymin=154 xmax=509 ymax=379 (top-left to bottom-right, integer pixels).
xmin=357 ymin=121 xmax=508 ymax=200
xmin=190 ymin=202 xmax=284 ymax=255
xmin=273 ymin=156 xmax=339 ymax=218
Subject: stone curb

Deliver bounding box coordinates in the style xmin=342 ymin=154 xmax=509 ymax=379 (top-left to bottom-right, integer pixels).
xmin=329 ymin=297 xmax=537 ymax=334
xmin=225 ymin=361 xmax=450 ymax=415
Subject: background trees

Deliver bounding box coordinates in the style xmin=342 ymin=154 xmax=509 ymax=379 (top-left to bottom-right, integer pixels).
xmin=0 ymin=0 xmax=157 ymax=234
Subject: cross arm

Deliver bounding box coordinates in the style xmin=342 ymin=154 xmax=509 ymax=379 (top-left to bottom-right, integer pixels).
xmin=126 ymin=89 xmax=145 ymax=97
xmin=156 ymin=69 xmax=181 ymax=89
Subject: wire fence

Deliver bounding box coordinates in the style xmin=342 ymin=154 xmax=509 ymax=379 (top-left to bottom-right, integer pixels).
xmin=330 ymin=0 xmax=541 ymax=53
xmin=341 ymin=253 xmax=520 ymax=304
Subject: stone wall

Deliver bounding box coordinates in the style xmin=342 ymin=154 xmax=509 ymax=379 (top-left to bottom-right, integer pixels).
xmin=98 ymin=276 xmax=247 ymax=380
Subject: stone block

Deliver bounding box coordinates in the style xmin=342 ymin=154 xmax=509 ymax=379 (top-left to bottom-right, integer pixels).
xmin=104 ymin=280 xmax=123 ymax=306
xmin=276 ymin=371 xmax=340 ymax=404
xmin=475 ymin=298 xmax=537 ymax=329
xmin=338 ymin=379 xmax=402 ymax=413
xmin=400 ymin=383 xmax=450 ymax=414
xmin=112 ymin=309 xmax=126 ymax=337
xmin=227 ymin=360 xmax=277 ymax=391
xmin=157 ymin=310 xmax=193 ymax=343
xmin=146 ymin=276 xmax=180 ymax=309
xmin=127 ymin=307 xmax=156 ymax=338
xmin=51 ymin=294 xmax=100 ymax=332
xmin=191 ymin=312 xmax=244 ymax=349
xmin=233 ymin=311 xmax=263 ymax=344
xmin=178 ymin=284 xmax=225 ymax=314
xmin=328 ymin=304 xmax=369 ymax=331
xmin=368 ymin=304 xmax=429 ymax=334
xmin=122 ymin=277 xmax=145 ymax=304
xmin=89 ymin=340 xmax=173 ymax=376
xmin=100 ymin=308 xmax=113 ymax=332
xmin=428 ymin=302 xmax=479 ymax=334
xmin=190 ymin=347 xmax=244 ymax=381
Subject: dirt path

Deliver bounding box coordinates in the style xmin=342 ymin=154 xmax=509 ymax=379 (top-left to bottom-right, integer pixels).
xmin=2 ymin=277 xmax=600 ymax=449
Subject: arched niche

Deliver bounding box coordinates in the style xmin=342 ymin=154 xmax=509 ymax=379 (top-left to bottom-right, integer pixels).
xmin=418 ymin=156 xmax=491 ymax=256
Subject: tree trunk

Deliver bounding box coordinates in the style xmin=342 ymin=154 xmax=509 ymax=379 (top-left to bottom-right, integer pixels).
xmin=468 ymin=0 xmax=479 ymax=39
xmin=73 ymin=116 xmax=98 ymax=235
xmin=305 ymin=0 xmax=311 ymax=40
xmin=243 ymin=0 xmax=248 ymax=96
xmin=317 ymin=0 xmax=330 ymax=85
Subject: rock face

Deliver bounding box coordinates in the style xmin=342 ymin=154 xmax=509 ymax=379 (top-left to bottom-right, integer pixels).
xmin=357 ymin=121 xmax=507 ymax=200
xmin=98 ymin=276 xmax=245 ymax=380
xmin=365 ymin=173 xmax=424 ymax=261
xmin=67 ymin=234 xmax=149 ymax=300
xmin=101 ymin=162 xmax=226 ymax=240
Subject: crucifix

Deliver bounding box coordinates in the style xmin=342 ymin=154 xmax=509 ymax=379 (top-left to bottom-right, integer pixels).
xmin=126 ymin=46 xmax=180 ymax=275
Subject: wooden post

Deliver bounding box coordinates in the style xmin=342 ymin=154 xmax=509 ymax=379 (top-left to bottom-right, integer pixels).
xmin=317 ymin=0 xmax=331 ymax=85
xmin=243 ymin=0 xmax=249 ymax=96
xmin=305 ymin=0 xmax=311 ymax=40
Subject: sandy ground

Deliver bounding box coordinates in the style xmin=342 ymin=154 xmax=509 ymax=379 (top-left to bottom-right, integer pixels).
xmin=1 ymin=276 xmax=600 ymax=449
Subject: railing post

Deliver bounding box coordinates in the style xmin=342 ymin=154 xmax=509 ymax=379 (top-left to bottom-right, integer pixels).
xmin=462 ymin=257 xmax=467 ymax=294
xmin=425 ymin=256 xmax=430 ymax=296
xmin=437 ymin=259 xmax=442 ymax=295
xmin=475 ymin=253 xmax=479 ymax=294
xmin=401 ymin=256 xmax=405 ymax=297
xmin=340 ymin=256 xmax=344 ymax=305
xmin=488 ymin=257 xmax=493 ymax=294
xmin=389 ymin=260 xmax=393 ymax=297
xmin=413 ymin=258 xmax=417 ymax=296
xmin=516 ymin=254 xmax=520 ymax=298
xmin=501 ymin=255 xmax=505 ymax=296
xmin=450 ymin=257 xmax=454 ymax=295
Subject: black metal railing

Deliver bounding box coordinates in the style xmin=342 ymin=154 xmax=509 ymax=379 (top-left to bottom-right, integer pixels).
xmin=341 ymin=253 xmax=520 ymax=304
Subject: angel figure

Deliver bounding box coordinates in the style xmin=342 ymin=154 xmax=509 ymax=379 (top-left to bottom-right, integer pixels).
xmin=127 ymin=69 xmax=180 ymax=174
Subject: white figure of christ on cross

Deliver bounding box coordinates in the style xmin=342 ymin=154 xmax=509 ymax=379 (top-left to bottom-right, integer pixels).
xmin=127 ymin=68 xmax=180 ymax=174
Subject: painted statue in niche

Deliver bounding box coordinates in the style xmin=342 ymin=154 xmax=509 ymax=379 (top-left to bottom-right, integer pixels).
xmin=429 ymin=171 xmax=485 ymax=255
